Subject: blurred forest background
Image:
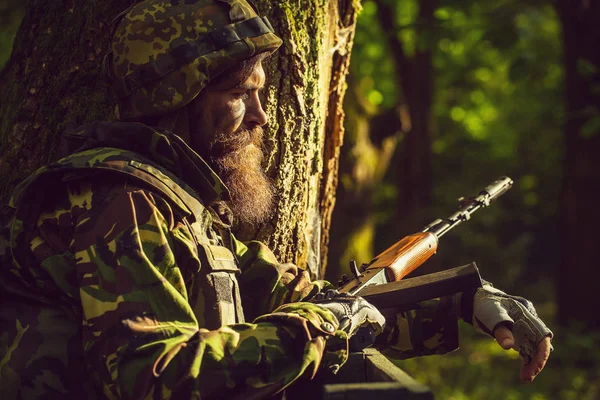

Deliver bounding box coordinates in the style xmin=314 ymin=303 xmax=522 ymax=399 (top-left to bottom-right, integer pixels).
xmin=325 ymin=0 xmax=600 ymax=399
xmin=1 ymin=0 xmax=599 ymax=399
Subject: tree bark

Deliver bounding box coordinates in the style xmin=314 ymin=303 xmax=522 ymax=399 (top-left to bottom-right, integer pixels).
xmin=0 ymin=0 xmax=129 ymax=201
xmin=237 ymin=0 xmax=359 ymax=279
xmin=0 ymin=0 xmax=359 ymax=278
xmin=556 ymin=0 xmax=600 ymax=329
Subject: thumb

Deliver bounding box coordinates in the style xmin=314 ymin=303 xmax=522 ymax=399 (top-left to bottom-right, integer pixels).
xmin=494 ymin=323 xmax=514 ymax=350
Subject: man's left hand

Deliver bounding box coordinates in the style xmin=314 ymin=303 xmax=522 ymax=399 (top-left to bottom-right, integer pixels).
xmin=493 ymin=323 xmax=552 ymax=382
xmin=466 ymin=284 xmax=553 ymax=382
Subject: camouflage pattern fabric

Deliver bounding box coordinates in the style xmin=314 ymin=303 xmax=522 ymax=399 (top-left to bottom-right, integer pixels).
xmin=376 ymin=297 xmax=459 ymax=360
xmin=107 ymin=0 xmax=282 ymax=120
xmin=0 ymin=122 xmax=458 ymax=399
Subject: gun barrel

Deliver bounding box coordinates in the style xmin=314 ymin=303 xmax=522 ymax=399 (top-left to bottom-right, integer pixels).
xmin=424 ymin=176 xmax=513 ymax=238
xmin=478 ymin=176 xmax=513 ymax=205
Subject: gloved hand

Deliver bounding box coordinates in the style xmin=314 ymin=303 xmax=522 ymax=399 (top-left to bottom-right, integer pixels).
xmin=311 ymin=289 xmax=385 ymax=338
xmin=462 ymin=284 xmax=553 ymax=382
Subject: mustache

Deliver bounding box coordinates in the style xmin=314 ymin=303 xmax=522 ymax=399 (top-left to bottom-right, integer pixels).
xmin=209 ymin=126 xmax=264 ymax=159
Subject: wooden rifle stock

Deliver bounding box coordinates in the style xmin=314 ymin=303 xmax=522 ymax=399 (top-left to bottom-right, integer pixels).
xmin=369 ymin=232 xmax=438 ymax=281
xmin=337 ymin=231 xmax=439 ymax=295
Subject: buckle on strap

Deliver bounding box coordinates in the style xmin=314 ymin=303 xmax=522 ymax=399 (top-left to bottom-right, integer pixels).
xmin=207 ymin=16 xmax=273 ymax=48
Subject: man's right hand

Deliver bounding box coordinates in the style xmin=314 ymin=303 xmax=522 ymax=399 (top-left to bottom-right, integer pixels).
xmin=310 ymin=289 xmax=386 ymax=337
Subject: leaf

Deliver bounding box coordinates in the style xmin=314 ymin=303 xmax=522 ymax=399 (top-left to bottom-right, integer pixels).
xmin=483 ymin=21 xmax=519 ymax=50
xmin=576 ymin=58 xmax=598 ymax=78
xmin=581 ymin=115 xmax=600 ymax=139
xmin=509 ymin=57 xmax=530 ymax=82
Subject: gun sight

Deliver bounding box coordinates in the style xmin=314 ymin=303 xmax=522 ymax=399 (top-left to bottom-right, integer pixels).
xmin=424 ymin=176 xmax=513 ymax=238
xmin=478 ymin=176 xmax=514 ymax=206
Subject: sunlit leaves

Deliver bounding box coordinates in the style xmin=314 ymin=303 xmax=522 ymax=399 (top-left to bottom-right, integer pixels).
xmin=450 ymin=106 xmax=466 ymax=121
xmin=347 ymin=3 xmax=570 ymax=395
xmin=394 ymin=0 xmax=417 ymax=56
xmin=351 ymin=0 xmax=563 ymax=318
xmin=581 ymin=113 xmax=600 ymax=138
xmin=351 ymin=0 xmax=398 ymax=109
xmin=576 ymin=58 xmax=597 ymax=78
xmin=366 ymin=90 xmax=384 ymax=106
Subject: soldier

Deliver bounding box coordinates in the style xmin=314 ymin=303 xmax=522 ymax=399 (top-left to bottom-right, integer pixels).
xmin=0 ymin=0 xmax=552 ymax=399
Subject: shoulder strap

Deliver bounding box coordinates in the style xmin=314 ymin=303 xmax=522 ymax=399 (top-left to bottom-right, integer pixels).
xmin=11 ymin=147 xmax=208 ymax=225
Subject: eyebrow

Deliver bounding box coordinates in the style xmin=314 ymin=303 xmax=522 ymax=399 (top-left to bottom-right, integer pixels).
xmin=236 ymin=82 xmax=265 ymax=91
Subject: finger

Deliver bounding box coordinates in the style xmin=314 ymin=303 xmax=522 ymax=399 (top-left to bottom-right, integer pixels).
xmin=520 ymin=337 xmax=551 ymax=382
xmin=493 ymin=324 xmax=514 ymax=349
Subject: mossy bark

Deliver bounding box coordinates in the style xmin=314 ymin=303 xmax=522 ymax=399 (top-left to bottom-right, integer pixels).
xmin=241 ymin=0 xmax=359 ymax=278
xmin=0 ymin=0 xmax=130 ymax=201
xmin=0 ymin=0 xmax=359 ymax=279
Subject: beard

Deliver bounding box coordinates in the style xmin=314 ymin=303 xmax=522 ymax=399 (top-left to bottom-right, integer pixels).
xmin=208 ymin=126 xmax=275 ymax=226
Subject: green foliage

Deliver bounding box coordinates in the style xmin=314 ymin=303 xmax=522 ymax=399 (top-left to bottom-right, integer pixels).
xmin=351 ymin=0 xmax=563 ymax=293
xmin=581 ymin=114 xmax=600 ymax=138
xmin=427 ymin=2 xmax=563 ymax=295
xmin=579 ymin=105 xmax=600 ymax=138
xmin=341 ymin=0 xmax=590 ymax=397
xmin=350 ymin=1 xmax=399 ymax=109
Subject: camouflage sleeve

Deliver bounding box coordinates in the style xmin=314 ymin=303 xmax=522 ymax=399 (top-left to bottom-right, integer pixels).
xmin=230 ymin=237 xmax=459 ymax=360
xmin=233 ymin=238 xmax=335 ymax=319
xmin=63 ymin=180 xmax=349 ymax=398
xmin=375 ymin=296 xmax=460 ymax=360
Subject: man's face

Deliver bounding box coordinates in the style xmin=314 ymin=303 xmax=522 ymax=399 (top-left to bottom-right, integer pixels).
xmin=190 ymin=63 xmax=268 ymax=150
xmin=188 ymin=63 xmax=274 ymax=225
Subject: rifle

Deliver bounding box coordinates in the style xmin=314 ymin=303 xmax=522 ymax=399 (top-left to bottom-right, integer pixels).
xmin=339 ymin=176 xmax=514 ymax=350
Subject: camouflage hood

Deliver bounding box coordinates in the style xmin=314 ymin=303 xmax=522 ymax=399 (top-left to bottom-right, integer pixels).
xmin=60 ymin=121 xmax=230 ymax=203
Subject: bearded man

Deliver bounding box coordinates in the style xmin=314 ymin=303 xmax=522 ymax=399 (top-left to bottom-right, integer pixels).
xmin=0 ymin=1 xmax=552 ymax=399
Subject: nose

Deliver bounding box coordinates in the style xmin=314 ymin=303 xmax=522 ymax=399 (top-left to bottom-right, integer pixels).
xmin=245 ymin=92 xmax=268 ymax=128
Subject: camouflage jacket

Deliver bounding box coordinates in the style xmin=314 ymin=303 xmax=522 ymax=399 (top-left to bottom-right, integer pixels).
xmin=0 ymin=122 xmax=459 ymax=399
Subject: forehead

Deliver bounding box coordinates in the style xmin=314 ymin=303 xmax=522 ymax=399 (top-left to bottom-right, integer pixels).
xmin=207 ymin=60 xmax=266 ymax=92
xmin=239 ymin=64 xmax=266 ymax=89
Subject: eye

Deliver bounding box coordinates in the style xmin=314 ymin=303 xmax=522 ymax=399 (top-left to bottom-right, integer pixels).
xmin=232 ymin=90 xmax=249 ymax=101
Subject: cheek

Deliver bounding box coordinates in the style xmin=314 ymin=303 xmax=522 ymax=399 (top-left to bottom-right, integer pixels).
xmin=228 ymin=101 xmax=245 ymax=124
xmin=215 ymin=101 xmax=245 ymax=132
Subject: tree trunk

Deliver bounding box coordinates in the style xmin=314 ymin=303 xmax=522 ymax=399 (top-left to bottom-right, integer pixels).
xmin=556 ymin=0 xmax=600 ymax=329
xmin=0 ymin=0 xmax=359 ymax=279
xmin=248 ymin=0 xmax=360 ymax=279
xmin=0 ymin=0 xmax=130 ymax=201
xmin=380 ymin=0 xmax=436 ymax=240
